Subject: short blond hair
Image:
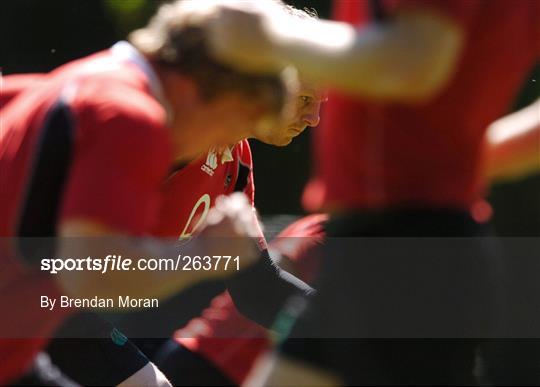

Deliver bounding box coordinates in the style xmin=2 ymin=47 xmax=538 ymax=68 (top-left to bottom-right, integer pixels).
xmin=129 ymin=0 xmax=291 ymax=114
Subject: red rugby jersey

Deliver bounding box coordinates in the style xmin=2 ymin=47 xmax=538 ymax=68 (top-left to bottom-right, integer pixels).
xmin=304 ymin=0 xmax=540 ymax=212
xmin=152 ymin=139 xmax=255 ymax=238
xmin=174 ymin=214 xmax=328 ymax=384
xmin=148 ymin=127 xmax=269 ymax=386
xmin=0 ymin=42 xmax=172 ymax=383
xmin=0 ymin=73 xmax=46 ymax=108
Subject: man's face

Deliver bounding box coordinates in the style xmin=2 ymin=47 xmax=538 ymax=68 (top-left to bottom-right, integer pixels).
xmin=253 ymin=82 xmax=324 ymax=146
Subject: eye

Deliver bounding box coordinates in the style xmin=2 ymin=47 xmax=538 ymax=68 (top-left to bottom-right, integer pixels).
xmin=299 ymin=95 xmax=312 ymax=106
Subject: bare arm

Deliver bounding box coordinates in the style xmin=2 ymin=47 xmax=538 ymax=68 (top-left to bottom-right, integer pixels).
xmin=55 ymin=194 xmax=260 ymax=306
xmin=55 ymin=220 xmax=205 ymax=302
xmin=1 ymin=73 xmax=47 ymax=107
xmin=117 ymin=362 xmax=171 ymax=387
xmin=209 ymin=7 xmax=465 ymax=102
xmin=485 ymin=100 xmax=540 ymax=183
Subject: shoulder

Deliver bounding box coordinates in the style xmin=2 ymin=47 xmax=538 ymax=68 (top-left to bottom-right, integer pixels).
xmin=68 ymin=71 xmax=169 ymax=154
xmin=45 ymin=51 xmax=167 ymax=136
xmin=63 ymin=71 xmax=172 ymax=174
xmin=75 ymin=70 xmax=165 ymax=126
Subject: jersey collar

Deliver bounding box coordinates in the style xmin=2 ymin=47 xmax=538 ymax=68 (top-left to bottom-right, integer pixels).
xmin=220 ymin=146 xmax=234 ymax=164
xmin=209 ymin=146 xmax=234 ymax=164
xmin=111 ymin=41 xmax=172 ymax=122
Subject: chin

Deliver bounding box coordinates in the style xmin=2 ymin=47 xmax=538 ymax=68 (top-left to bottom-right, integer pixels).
xmin=260 ymin=135 xmax=292 ymax=147
xmin=274 ymin=137 xmax=293 ymax=146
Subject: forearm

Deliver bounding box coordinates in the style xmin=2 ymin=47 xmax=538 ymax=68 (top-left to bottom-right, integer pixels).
xmin=117 ymin=362 xmax=171 ymax=387
xmin=55 ymin=235 xmax=207 ymax=303
xmin=486 ymin=101 xmax=540 ymax=182
xmin=55 ymin=194 xmax=260 ymax=307
xmin=54 ymin=220 xmax=219 ymax=303
xmin=226 ymin=250 xmax=314 ymax=329
xmin=269 ymin=9 xmax=463 ymax=101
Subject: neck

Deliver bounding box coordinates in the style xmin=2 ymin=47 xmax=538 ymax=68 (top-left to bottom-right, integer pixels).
xmin=153 ymin=65 xmax=253 ymax=163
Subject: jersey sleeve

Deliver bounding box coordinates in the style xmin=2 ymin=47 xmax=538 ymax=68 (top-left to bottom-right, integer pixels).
xmin=1 ymin=73 xmax=46 ymax=109
xmin=60 ymin=96 xmax=171 ymax=235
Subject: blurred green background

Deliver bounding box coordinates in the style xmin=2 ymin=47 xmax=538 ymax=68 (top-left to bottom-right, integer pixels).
xmin=1 ymin=0 xmax=538 ymax=236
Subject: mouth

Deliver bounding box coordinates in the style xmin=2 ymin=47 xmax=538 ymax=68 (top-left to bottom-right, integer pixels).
xmin=289 ymin=127 xmax=304 ymax=135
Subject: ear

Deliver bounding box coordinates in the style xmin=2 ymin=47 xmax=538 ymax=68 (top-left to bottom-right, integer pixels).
xmin=159 ymin=68 xmax=202 ymax=109
xmin=245 ymin=98 xmax=273 ymax=120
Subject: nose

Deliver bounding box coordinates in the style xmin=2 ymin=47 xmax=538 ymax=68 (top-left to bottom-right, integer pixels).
xmin=302 ymin=101 xmax=322 ymax=127
xmin=303 ymin=112 xmax=320 ymax=128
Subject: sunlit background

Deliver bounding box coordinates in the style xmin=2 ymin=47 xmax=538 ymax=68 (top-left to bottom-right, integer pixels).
xmin=2 ymin=0 xmax=538 ymax=237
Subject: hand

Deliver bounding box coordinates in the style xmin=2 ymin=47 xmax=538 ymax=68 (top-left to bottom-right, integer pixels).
xmin=207 ymin=5 xmax=285 ymax=74
xmin=196 ymin=193 xmax=262 ymax=273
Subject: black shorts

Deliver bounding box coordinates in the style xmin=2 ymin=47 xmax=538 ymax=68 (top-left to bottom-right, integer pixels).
xmin=279 ymin=209 xmax=504 ymax=385
xmin=112 ymin=279 xmax=226 ymax=360
xmin=46 ymin=313 xmax=149 ymax=386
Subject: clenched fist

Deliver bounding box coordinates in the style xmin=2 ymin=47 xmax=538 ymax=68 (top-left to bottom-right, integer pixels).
xmin=196 ymin=192 xmax=263 ymax=273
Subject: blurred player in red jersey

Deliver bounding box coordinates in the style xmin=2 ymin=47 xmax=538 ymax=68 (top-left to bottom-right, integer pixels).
xmin=205 ymin=0 xmax=540 ymax=385
xmin=0 ymin=0 xmax=297 ymax=384
xmin=9 ymin=3 xmax=318 ymax=386
xmin=43 ymin=76 xmax=323 ymax=386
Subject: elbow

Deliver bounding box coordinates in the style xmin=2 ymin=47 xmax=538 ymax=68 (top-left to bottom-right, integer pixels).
xmin=408 ymin=41 xmax=463 ymax=102
xmin=398 ymin=12 xmax=465 ymax=103
xmin=359 ymin=9 xmax=466 ymax=104
xmin=395 ymin=62 xmax=457 ymax=103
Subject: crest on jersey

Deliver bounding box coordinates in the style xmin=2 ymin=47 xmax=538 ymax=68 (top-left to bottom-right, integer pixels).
xmin=201 ymin=147 xmax=234 ymax=176
xmin=201 ymin=148 xmax=218 ymax=176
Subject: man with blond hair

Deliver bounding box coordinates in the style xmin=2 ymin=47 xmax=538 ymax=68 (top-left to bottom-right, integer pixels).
xmin=0 ymin=0 xmax=295 ymax=384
